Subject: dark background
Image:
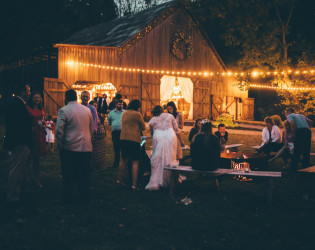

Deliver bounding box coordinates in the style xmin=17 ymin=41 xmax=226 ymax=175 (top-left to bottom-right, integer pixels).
xmin=0 ymin=0 xmax=314 ymax=119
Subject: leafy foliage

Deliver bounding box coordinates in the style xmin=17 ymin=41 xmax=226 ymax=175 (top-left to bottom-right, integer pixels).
xmin=184 ymin=0 xmax=314 ymax=119
xmin=213 ymin=113 xmax=240 ymax=128
xmin=271 ymin=57 xmax=315 ymax=120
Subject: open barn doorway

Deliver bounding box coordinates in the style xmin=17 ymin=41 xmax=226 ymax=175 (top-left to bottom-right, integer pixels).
xmin=160 ymin=75 xmax=193 ymax=120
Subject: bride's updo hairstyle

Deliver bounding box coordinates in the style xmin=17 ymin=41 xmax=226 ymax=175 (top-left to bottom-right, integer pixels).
xmin=152 ymin=105 xmax=163 ymax=117
xmin=200 ymin=119 xmax=213 ymax=147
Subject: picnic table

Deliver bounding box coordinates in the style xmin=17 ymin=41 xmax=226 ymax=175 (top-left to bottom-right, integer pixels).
xmin=146 ymin=150 xmax=282 ymax=205
xmin=165 ymin=165 xmax=282 ymax=206
xmin=225 ymin=144 xmax=243 ymax=152
xmin=221 ymin=151 xmax=268 ymax=170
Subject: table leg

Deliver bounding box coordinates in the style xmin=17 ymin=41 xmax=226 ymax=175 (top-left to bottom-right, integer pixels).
xmin=169 ymin=170 xmax=175 ymax=197
xmin=215 ymin=177 xmax=220 ymax=192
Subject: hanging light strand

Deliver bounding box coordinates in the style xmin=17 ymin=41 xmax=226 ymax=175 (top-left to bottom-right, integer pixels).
xmin=249 ymin=84 xmax=315 ymax=91
xmin=66 ymin=61 xmax=315 ymax=78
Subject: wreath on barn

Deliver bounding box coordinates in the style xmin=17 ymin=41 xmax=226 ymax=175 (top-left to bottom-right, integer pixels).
xmin=170 ymin=31 xmax=193 ymax=60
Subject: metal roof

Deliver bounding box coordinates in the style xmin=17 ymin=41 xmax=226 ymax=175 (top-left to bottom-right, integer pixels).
xmin=62 ymin=1 xmax=176 ymax=47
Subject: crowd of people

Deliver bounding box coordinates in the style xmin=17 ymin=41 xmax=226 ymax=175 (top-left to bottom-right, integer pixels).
xmin=258 ymin=110 xmax=312 ymax=170
xmin=3 ymin=84 xmax=313 ymax=203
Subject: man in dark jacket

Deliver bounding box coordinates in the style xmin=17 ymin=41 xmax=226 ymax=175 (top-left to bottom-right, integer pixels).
xmin=108 ymin=93 xmax=127 ymax=111
xmin=4 ymin=84 xmax=32 ymax=202
xmin=100 ymin=94 xmax=108 ymax=115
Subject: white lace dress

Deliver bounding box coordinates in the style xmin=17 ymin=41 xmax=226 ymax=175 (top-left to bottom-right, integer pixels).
xmin=145 ymin=113 xmax=180 ymax=190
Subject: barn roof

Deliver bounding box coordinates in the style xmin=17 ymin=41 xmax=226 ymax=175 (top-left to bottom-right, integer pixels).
xmin=61 ymin=1 xmax=176 ymax=47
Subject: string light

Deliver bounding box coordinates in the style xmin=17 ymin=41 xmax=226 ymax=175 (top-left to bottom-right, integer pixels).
xmin=72 ymin=82 xmax=117 ymax=103
xmin=249 ymin=84 xmax=315 ymax=91
xmin=66 ymin=61 xmax=315 ymax=78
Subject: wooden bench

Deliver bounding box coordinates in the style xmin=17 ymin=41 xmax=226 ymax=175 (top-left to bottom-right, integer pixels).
xmin=297 ymin=165 xmax=315 ymax=173
xmin=164 ymin=165 xmax=282 ymax=205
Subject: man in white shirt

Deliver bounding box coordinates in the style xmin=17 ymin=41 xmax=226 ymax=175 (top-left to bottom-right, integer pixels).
xmin=55 ymin=89 xmax=93 ymax=203
xmin=257 ymin=117 xmax=283 ymax=157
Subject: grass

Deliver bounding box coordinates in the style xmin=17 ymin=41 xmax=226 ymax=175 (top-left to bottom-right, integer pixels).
xmin=0 ymin=118 xmax=315 ymax=250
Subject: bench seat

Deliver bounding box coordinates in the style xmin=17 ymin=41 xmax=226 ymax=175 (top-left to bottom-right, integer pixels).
xmin=164 ymin=165 xmax=282 ymax=206
xmin=164 ymin=166 xmax=282 ymax=178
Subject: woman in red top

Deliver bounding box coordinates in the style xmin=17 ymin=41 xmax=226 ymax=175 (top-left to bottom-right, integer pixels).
xmin=26 ymin=92 xmax=47 ymax=187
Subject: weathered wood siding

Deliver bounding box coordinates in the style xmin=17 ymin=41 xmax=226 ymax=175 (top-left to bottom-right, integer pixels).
xmin=55 ymin=7 xmax=249 ymax=119
xmin=43 ymin=78 xmax=70 ymax=117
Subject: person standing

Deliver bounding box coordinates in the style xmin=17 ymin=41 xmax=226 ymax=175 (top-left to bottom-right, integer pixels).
xmin=117 ymin=99 xmax=145 ymax=190
xmin=81 ymin=91 xmax=98 ymax=172
xmin=26 ymin=92 xmax=47 ymax=187
xmin=123 ymin=95 xmax=130 ymax=106
xmin=89 ymin=100 xmax=107 ymax=171
xmin=55 ymin=89 xmax=93 ymax=203
xmin=108 ymin=93 xmax=127 ymax=111
xmin=94 ymin=93 xmax=102 ymax=113
xmin=4 ymin=84 xmax=32 ymax=202
xmin=100 ymin=94 xmax=108 ymax=115
xmin=45 ymin=115 xmax=55 ymax=152
xmin=81 ymin=91 xmax=97 ymax=134
xmin=167 ymin=101 xmax=183 ymax=160
xmin=285 ymin=108 xmax=312 ymax=170
xmin=145 ymin=106 xmax=184 ymax=190
xmin=108 ymin=99 xmax=125 ymax=168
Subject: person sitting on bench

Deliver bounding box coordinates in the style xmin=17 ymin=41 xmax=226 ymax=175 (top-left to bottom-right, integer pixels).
xmin=268 ymin=120 xmax=294 ymax=167
xmin=191 ymin=119 xmax=220 ymax=171
xmin=257 ymin=117 xmax=283 ymax=158
xmin=189 ymin=118 xmax=202 ymax=143
xmin=180 ymin=118 xmax=202 ymax=165
xmin=215 ymin=123 xmax=228 ymax=152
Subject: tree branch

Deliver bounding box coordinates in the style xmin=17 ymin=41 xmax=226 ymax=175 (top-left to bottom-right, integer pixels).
xmin=285 ymin=0 xmax=294 ymax=31
xmin=273 ymin=0 xmax=284 ymax=26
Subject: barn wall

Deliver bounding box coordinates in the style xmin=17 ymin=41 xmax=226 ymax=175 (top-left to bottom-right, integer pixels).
xmin=56 ymin=7 xmax=249 ymax=119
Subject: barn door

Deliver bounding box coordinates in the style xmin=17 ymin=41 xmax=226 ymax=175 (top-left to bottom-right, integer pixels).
xmin=224 ymin=96 xmax=237 ymax=120
xmin=193 ymin=80 xmax=210 ymax=119
xmin=242 ymin=98 xmax=255 ymax=120
xmin=210 ymin=95 xmax=224 ymax=120
xmin=43 ymin=77 xmax=70 ymax=118
xmin=141 ymin=75 xmax=160 ymax=120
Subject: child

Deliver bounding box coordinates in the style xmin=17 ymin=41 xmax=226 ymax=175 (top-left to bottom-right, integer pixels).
xmin=45 ymin=115 xmax=55 ymax=151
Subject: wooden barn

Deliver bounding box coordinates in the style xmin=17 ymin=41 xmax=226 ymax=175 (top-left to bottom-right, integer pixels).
xmin=44 ymin=1 xmax=254 ymax=120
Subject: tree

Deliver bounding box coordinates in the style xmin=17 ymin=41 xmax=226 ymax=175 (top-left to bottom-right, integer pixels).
xmin=274 ymin=0 xmax=294 ymax=65
xmin=185 ymin=0 xmax=314 ymax=119
xmin=115 ymin=0 xmax=160 ymax=17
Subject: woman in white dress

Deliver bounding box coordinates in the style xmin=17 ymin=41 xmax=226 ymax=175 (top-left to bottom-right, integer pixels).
xmin=167 ymin=101 xmax=183 ymax=160
xmin=145 ymin=106 xmax=184 ymax=190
